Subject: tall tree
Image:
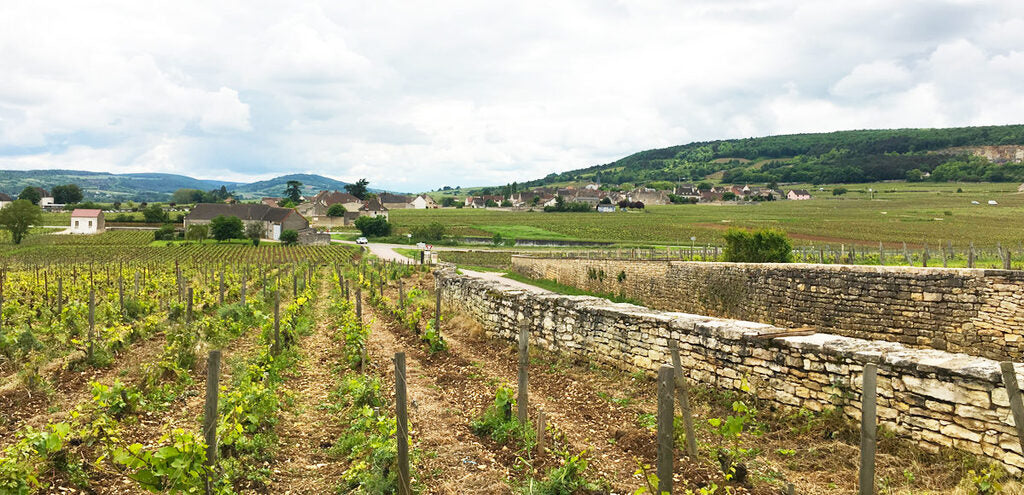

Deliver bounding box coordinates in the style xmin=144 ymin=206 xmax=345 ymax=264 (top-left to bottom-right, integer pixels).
xmin=210 ymin=215 xmax=244 ymax=241
xmin=0 ymin=200 xmax=42 ymax=244
xmin=344 ymin=178 xmax=370 ymax=200
xmin=285 ymin=180 xmax=303 ymax=203
xmin=18 ymin=186 xmax=41 ymax=205
xmin=52 ymin=184 xmax=84 ymax=204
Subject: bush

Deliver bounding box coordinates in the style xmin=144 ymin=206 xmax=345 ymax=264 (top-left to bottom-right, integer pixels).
xmin=722 ymin=228 xmax=793 ymax=263
xmin=327 ymin=204 xmax=347 ymax=217
xmin=354 ymin=216 xmax=391 ymax=237
xmin=410 ymin=222 xmax=446 ymax=242
xmin=184 ymin=224 xmax=208 ymax=241
xmin=154 ymin=224 xmax=176 ymax=241
xmin=832 ymin=187 xmax=848 ymax=196
xmin=142 ymin=204 xmax=168 ymax=223
xmin=210 ymin=215 xmax=243 ymax=241
xmin=279 ymin=229 xmax=298 ymax=245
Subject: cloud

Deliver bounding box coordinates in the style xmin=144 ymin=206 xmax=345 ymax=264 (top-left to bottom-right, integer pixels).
xmin=0 ymin=0 xmax=1022 ymax=192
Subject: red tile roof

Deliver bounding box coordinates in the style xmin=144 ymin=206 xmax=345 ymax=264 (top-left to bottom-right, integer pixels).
xmin=71 ymin=209 xmax=102 ymax=217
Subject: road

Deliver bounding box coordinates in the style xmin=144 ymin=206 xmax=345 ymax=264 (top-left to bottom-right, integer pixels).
xmin=336 ymin=240 xmax=550 ymax=294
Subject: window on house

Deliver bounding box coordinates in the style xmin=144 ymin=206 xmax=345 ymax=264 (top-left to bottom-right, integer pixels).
xmin=88 ymin=221 xmax=93 ymax=227
xmin=74 ymin=220 xmax=79 ymax=228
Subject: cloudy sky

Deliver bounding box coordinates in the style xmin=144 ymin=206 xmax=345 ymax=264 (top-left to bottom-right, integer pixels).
xmin=1 ymin=1 xmax=1022 ymax=192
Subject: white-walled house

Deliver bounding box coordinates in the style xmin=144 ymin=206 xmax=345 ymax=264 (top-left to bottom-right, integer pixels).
xmin=410 ymin=194 xmax=439 ymax=209
xmin=787 ymin=189 xmax=812 ymax=200
xmin=70 ymin=209 xmax=105 ymax=234
xmin=0 ymin=193 xmax=12 ymax=209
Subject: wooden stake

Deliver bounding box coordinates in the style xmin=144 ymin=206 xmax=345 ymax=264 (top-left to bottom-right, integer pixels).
xmin=518 ymin=324 xmax=529 ymax=425
xmin=656 ymin=364 xmax=675 ymax=495
xmin=219 ymin=270 xmax=225 ymax=305
xmin=203 ymin=350 xmax=221 ymax=495
xmin=1000 ymin=362 xmax=1024 ymax=457
xmin=273 ymin=291 xmax=281 ymax=354
xmin=669 ymin=339 xmax=698 ymax=458
xmin=88 ymin=289 xmax=95 ymax=361
xmin=395 ymin=353 xmax=412 ymax=495
xmin=186 ymin=287 xmax=193 ymax=324
xmin=858 ymin=363 xmax=878 ymax=495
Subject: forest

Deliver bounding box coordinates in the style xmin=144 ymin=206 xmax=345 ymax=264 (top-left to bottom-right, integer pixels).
xmin=523 ymin=124 xmax=1024 ymax=186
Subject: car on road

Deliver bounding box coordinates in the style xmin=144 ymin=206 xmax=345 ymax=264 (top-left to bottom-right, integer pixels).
xmin=356 ymin=237 xmax=368 ymax=245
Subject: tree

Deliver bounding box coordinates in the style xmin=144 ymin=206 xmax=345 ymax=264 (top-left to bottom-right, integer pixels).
xmin=185 ymin=224 xmax=208 ymax=241
xmin=344 ymin=179 xmax=370 ymax=200
xmin=441 ymin=197 xmax=456 ymax=207
xmin=210 ymin=215 xmax=244 ymax=241
xmin=142 ymin=204 xmax=168 ymax=223
xmin=0 ymin=200 xmax=42 ymax=244
xmin=722 ymin=228 xmax=793 ymax=263
xmin=905 ymin=169 xmax=924 ymax=182
xmin=599 ymin=197 xmax=612 ymax=204
xmin=113 ymin=201 xmax=122 ymax=210
xmin=354 ymin=216 xmax=391 ymax=237
xmin=327 ymin=204 xmax=347 ymax=217
xmin=18 ymin=187 xmax=41 ymax=205
xmin=722 ymin=192 xmax=737 ymax=201
xmin=410 ymin=222 xmax=446 ymax=242
xmin=277 ymin=199 xmax=297 ymax=208
xmin=154 ymin=224 xmax=177 ymax=241
xmin=285 ymin=180 xmax=303 ymax=203
xmin=173 ymin=188 xmax=206 ymax=204
xmin=832 ymin=187 xmax=848 ymax=196
xmin=767 ymin=181 xmax=778 ymax=191
xmin=52 ymin=184 xmax=83 ymax=204
xmin=697 ymin=182 xmax=713 ymax=192
xmin=279 ymin=229 xmax=299 ymax=245
xmin=500 ymin=200 xmax=512 ymax=207
xmin=245 ymin=222 xmax=265 ymax=246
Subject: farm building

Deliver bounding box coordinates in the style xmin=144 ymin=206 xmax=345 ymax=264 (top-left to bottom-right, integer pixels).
xmin=597 ymin=204 xmax=615 ymax=213
xmin=411 ymin=194 xmax=439 ymax=209
xmin=298 ymin=190 xmax=363 ymax=218
xmin=379 ymin=193 xmax=413 ymax=210
xmin=359 ymin=197 xmax=389 ymax=220
xmin=0 ymin=193 xmax=12 ymax=208
xmin=69 ymin=209 xmax=105 ymax=234
xmin=184 ymin=203 xmax=308 ymax=241
xmin=787 ymin=189 xmax=812 ymax=200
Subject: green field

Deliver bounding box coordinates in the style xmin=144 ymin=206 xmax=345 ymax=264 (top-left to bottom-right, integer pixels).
xmin=391 ymin=182 xmax=1024 ymax=248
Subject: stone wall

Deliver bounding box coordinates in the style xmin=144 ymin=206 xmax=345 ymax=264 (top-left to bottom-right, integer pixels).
xmin=436 ymin=267 xmax=1024 ymax=472
xmin=511 ymin=257 xmax=1024 ymax=360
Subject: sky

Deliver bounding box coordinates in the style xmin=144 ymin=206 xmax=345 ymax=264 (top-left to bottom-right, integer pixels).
xmin=1 ymin=1 xmax=1023 ymax=192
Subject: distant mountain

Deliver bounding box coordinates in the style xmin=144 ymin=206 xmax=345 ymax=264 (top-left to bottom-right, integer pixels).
xmin=0 ymin=170 xmax=384 ymax=202
xmin=518 ymin=124 xmax=1024 ymax=188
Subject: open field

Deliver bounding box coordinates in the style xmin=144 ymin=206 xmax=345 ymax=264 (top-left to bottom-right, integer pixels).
xmin=392 ymin=182 xmax=1024 ymax=248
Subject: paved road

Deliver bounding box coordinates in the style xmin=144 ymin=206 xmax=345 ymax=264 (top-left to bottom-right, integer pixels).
xmin=337 ymin=240 xmax=550 ymax=294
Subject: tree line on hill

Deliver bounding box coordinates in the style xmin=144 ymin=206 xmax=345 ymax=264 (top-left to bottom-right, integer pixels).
xmin=520 ymin=125 xmax=1024 ymax=186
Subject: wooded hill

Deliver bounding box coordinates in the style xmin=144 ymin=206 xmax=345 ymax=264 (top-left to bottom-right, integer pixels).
xmin=523 ymin=125 xmax=1024 ymax=186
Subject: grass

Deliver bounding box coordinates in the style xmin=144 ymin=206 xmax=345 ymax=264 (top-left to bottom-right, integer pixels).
xmin=390 ymin=182 xmax=1024 ymax=248
xmin=477 ymin=225 xmax=570 ymax=240
xmin=502 ymin=272 xmax=641 ymax=304
xmin=437 ymin=250 xmax=512 ymax=270
xmin=147 ymin=239 xmax=254 ymax=247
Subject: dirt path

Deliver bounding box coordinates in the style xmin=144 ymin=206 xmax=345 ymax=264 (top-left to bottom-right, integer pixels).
xmin=265 ymin=275 xmax=347 ymax=494
xmin=364 ymin=304 xmax=512 ymax=494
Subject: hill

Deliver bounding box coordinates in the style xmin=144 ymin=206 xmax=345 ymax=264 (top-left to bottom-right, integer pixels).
xmin=0 ymin=170 xmax=372 ymax=202
xmin=521 ymin=125 xmax=1024 ymax=187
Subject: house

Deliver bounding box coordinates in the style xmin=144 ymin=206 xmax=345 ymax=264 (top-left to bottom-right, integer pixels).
xmin=410 ymin=194 xmax=439 ymax=209
xmin=597 ymin=204 xmax=615 ymax=213
xmin=379 ymin=193 xmax=413 ymax=210
xmin=30 ymin=187 xmax=56 ymax=208
xmin=69 ymin=209 xmax=105 ymax=234
xmin=787 ymin=189 xmax=812 ymax=200
xmin=0 ymin=193 xmax=12 ymax=208
xmin=261 ymin=197 xmax=283 ymax=207
xmin=359 ymin=197 xmax=389 ymax=220
xmin=628 ymin=187 xmax=670 ymax=206
xmin=184 ymin=203 xmax=308 ymax=241
xmin=1018 ymin=183 xmax=1024 ymax=193
xmin=299 ymin=190 xmax=363 ymax=217
xmin=583 ymin=183 xmax=600 ymax=190
xmin=700 ymin=191 xmax=724 ymax=202
xmin=464 ymin=195 xmax=504 ymax=208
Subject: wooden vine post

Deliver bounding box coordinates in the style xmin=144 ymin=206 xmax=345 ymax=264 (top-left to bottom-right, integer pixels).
xmin=669 ymin=339 xmax=698 ymax=458
xmin=203 ymin=350 xmax=221 ymax=495
xmin=517 ymin=323 xmax=529 ymax=425
xmin=88 ymin=289 xmax=95 ymax=361
xmin=219 ymin=270 xmax=225 ymax=305
xmin=656 ymin=364 xmax=675 ymax=495
xmin=858 ymin=363 xmax=878 ymax=495
xmin=241 ymin=271 xmax=247 ymax=306
xmin=186 ymin=287 xmax=193 ymax=324
xmin=395 ymin=353 xmax=412 ymax=495
xmin=999 ymin=362 xmax=1024 ymax=456
xmin=57 ymin=277 xmax=63 ymax=317
xmin=273 ymin=291 xmax=281 ymax=355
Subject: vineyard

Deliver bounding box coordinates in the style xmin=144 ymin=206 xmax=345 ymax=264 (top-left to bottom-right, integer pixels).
xmin=0 ymin=234 xmax=1011 ymax=494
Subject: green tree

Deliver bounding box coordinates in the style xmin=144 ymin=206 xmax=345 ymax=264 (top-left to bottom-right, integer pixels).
xmin=354 ymin=215 xmax=391 ymax=237
xmin=185 ymin=224 xmax=208 ymax=241
xmin=0 ymin=200 xmax=42 ymax=244
xmin=284 ymin=180 xmax=303 ymax=203
xmin=142 ymin=204 xmax=168 ymax=223
xmin=52 ymin=184 xmax=83 ymax=204
xmin=441 ymin=197 xmax=456 ymax=207
xmin=245 ymin=222 xmax=265 ymax=246
xmin=344 ymin=178 xmax=370 ymax=200
xmin=905 ymin=169 xmax=924 ymax=182
xmin=154 ymin=224 xmax=177 ymax=241
xmin=210 ymin=215 xmax=244 ymax=241
xmin=832 ymin=187 xmax=848 ymax=196
xmin=173 ymin=188 xmax=206 ymax=204
xmin=697 ymin=182 xmax=713 ymax=192
xmin=327 ymin=203 xmax=347 ymax=217
xmin=279 ymin=229 xmax=299 ymax=245
xmin=723 ymin=228 xmax=793 ymax=263
xmin=410 ymin=222 xmax=446 ymax=242
xmin=18 ymin=187 xmax=41 ymax=205
xmin=722 ymin=191 xmax=737 ymax=201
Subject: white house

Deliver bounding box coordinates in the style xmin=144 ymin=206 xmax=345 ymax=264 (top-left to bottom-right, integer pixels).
xmin=0 ymin=193 xmax=12 ymax=209
xmin=787 ymin=189 xmax=812 ymax=200
xmin=411 ymin=194 xmax=439 ymax=209
xmin=70 ymin=209 xmax=105 ymax=234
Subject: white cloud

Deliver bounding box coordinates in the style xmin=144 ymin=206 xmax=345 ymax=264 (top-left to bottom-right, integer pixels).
xmin=0 ymin=0 xmax=1022 ymax=191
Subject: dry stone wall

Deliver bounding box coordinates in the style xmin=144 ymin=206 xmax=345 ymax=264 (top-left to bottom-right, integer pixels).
xmin=511 ymin=257 xmax=1024 ymax=360
xmin=437 ymin=267 xmax=1024 ymax=472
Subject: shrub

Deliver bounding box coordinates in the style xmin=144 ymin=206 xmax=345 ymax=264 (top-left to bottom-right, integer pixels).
xmin=832 ymin=187 xmax=848 ymax=196
xmin=153 ymin=224 xmax=176 ymax=241
xmin=327 ymin=203 xmax=347 ymax=217
xmin=142 ymin=204 xmax=168 ymax=223
xmin=279 ymin=229 xmax=299 ymax=245
xmin=354 ymin=216 xmax=391 ymax=237
xmin=410 ymin=222 xmax=446 ymax=242
xmin=184 ymin=224 xmax=208 ymax=241
xmin=722 ymin=228 xmax=793 ymax=263
xmin=210 ymin=215 xmax=243 ymax=241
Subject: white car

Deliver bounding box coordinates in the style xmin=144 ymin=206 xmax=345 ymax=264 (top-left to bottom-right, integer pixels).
xmin=356 ymin=237 xmax=368 ymax=245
